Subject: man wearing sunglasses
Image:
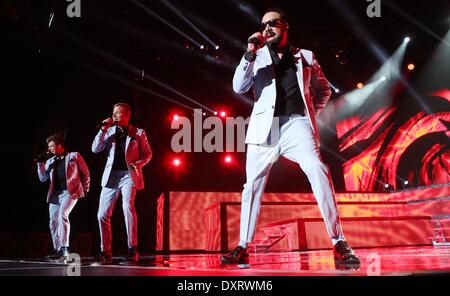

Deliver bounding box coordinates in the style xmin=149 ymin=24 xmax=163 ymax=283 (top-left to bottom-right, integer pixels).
xmin=221 ymin=8 xmax=360 ymax=267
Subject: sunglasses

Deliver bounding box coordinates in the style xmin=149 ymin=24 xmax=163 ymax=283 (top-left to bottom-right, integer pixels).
xmin=260 ymin=18 xmax=286 ymax=32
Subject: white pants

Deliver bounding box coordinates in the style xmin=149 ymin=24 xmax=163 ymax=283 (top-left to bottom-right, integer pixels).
xmin=239 ymin=115 xmax=344 ymax=246
xmin=48 ymin=190 xmax=78 ymax=251
xmin=97 ymin=170 xmax=137 ymax=253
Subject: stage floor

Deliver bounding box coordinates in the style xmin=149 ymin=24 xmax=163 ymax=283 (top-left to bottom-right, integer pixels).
xmin=1 ymin=246 xmax=450 ymax=276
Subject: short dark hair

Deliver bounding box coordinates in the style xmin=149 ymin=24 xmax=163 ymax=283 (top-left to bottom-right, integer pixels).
xmin=46 ymin=133 xmax=65 ymax=146
xmin=113 ymin=102 xmax=132 ymax=117
xmin=263 ymin=7 xmax=289 ymax=24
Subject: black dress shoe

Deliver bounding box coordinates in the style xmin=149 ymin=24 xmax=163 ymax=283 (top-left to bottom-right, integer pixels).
xmin=333 ymin=241 xmax=361 ymax=267
xmin=47 ymin=247 xmax=70 ymax=263
xmin=94 ymin=251 xmax=113 ymax=264
xmin=126 ymin=247 xmax=139 ymax=263
xmin=44 ymin=249 xmax=60 ymax=261
xmin=335 ymin=260 xmax=361 ymax=271
xmin=60 ymin=247 xmax=69 ymax=257
xmin=220 ymin=246 xmax=249 ymax=264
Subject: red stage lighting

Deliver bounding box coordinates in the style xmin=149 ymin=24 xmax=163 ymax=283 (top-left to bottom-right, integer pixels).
xmin=173 ymin=158 xmax=181 ymax=167
xmin=223 ymin=155 xmax=233 ymax=165
xmin=170 ymin=111 xmax=183 ymax=123
xmin=219 ymin=111 xmax=227 ymax=118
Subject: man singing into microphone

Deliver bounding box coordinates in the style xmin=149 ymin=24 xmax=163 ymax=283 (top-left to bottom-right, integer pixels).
xmin=92 ymin=102 xmax=152 ymax=264
xmin=37 ymin=134 xmax=90 ymax=262
xmin=220 ymin=8 xmax=360 ymax=267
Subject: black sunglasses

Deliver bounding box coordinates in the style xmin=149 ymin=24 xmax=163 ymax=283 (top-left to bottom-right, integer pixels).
xmin=260 ymin=18 xmax=286 ymax=31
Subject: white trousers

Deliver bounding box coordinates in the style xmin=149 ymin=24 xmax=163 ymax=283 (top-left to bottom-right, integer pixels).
xmin=239 ymin=115 xmax=344 ymax=246
xmin=97 ymin=170 xmax=137 ymax=253
xmin=48 ymin=190 xmax=78 ymax=251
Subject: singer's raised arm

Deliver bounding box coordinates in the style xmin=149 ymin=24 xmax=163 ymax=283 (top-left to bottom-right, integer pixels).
xmin=232 ymin=54 xmax=255 ymax=94
xmin=91 ymin=128 xmax=109 ymax=153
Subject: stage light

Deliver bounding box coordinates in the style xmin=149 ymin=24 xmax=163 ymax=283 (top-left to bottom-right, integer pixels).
xmin=160 ymin=0 xmax=221 ymax=54
xmin=213 ymin=111 xmax=218 ymax=116
xmin=173 ymin=158 xmax=181 ymax=167
xmin=131 ymin=0 xmax=204 ymax=49
xmin=220 ymin=111 xmax=227 ymax=118
xmin=215 ymin=45 xmax=220 ymax=50
xmin=328 ymin=81 xmax=340 ymax=94
xmin=224 ymin=155 xmax=233 ymax=164
xmin=173 ymin=114 xmax=179 ymax=121
xmin=203 ymin=112 xmax=206 ymax=116
xmin=407 ymin=63 xmax=415 ymax=71
xmin=357 ymin=82 xmax=364 ymax=89
xmin=404 ymin=36 xmax=410 ymax=43
xmin=381 ymin=76 xmax=387 ymax=81
xmin=223 ymin=154 xmax=235 ymax=166
xmin=383 ymin=183 xmax=393 ymax=192
xmin=403 ymin=180 xmax=411 ymax=189
xmin=200 ymin=45 xmax=205 ymax=50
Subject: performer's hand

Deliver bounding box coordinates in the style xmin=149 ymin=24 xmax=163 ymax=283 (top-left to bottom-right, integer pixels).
xmin=247 ymin=32 xmax=264 ymax=53
xmin=131 ymin=163 xmax=140 ymax=177
xmin=101 ymin=118 xmax=113 ymax=131
xmin=34 ymin=151 xmax=51 ymax=163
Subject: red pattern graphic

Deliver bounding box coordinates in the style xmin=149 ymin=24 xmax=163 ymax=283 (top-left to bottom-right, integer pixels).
xmin=337 ymin=90 xmax=450 ymax=191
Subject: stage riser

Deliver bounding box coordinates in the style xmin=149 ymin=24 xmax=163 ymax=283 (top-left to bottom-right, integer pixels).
xmin=248 ymin=219 xmax=439 ymax=251
xmin=212 ymin=201 xmax=450 ymax=220
xmin=220 ymin=207 xmax=446 ymax=251
xmin=156 ymin=187 xmax=450 ymax=252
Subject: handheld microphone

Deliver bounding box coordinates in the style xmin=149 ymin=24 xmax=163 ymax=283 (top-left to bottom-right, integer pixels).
xmin=247 ymin=37 xmax=262 ymax=45
xmin=35 ymin=151 xmax=51 ymax=162
xmin=96 ymin=122 xmax=110 ymax=129
xmin=247 ymin=37 xmax=266 ymax=47
xmin=247 ymin=32 xmax=273 ymax=47
xmin=96 ymin=118 xmax=114 ymax=129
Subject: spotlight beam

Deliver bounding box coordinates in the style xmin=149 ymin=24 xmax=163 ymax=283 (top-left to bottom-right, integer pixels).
xmin=160 ymin=0 xmax=219 ymax=49
xmin=416 ymin=29 xmax=450 ymax=97
xmin=180 ymin=8 xmax=246 ymax=51
xmin=369 ymin=39 xmax=409 ymax=82
xmin=328 ymin=0 xmax=389 ymax=63
xmin=385 ymin=0 xmax=450 ymax=47
xmin=328 ymin=80 xmax=340 ymax=93
xmin=130 ymin=0 xmax=235 ymax=68
xmin=228 ymin=0 xmax=261 ymax=24
xmin=130 ymin=0 xmax=203 ymax=49
xmin=93 ymin=12 xmax=234 ymax=69
xmin=143 ymin=73 xmax=215 ymax=113
xmin=329 ymin=0 xmax=433 ymax=114
xmin=339 ymin=79 xmax=385 ymax=118
xmin=22 ymin=5 xmax=216 ymax=114
xmin=8 ymin=28 xmax=196 ymax=112
xmin=52 ymin=15 xmax=216 ymax=113
xmin=48 ymin=0 xmax=59 ymax=28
